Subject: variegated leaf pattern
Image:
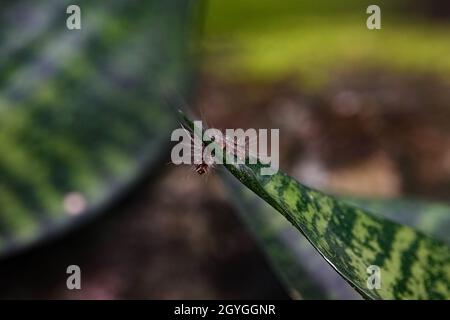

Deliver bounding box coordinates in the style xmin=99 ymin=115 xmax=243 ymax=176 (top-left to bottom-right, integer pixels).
xmin=222 ymin=172 xmax=360 ymax=299
xmin=180 ymin=112 xmax=450 ymax=300
xmin=0 ymin=0 xmax=194 ymax=257
xmin=223 ymin=171 xmax=450 ymax=299
xmin=227 ymin=163 xmax=450 ymax=299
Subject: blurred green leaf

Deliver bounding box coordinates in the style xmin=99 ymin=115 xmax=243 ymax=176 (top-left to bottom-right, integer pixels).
xmin=0 ymin=0 xmax=196 ymax=256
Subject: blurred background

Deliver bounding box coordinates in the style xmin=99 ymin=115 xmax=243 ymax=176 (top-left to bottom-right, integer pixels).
xmin=0 ymin=0 xmax=449 ymax=299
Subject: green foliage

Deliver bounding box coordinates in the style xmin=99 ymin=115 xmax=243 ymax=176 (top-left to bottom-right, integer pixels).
xmin=203 ymin=0 xmax=450 ymax=89
xmin=0 ymin=0 xmax=193 ymax=256
xmin=180 ymin=111 xmax=450 ymax=300
xmin=224 ymin=173 xmax=450 ymax=299
xmin=222 ymin=173 xmax=360 ymax=299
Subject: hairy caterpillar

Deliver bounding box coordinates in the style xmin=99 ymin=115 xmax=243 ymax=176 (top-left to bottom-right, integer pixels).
xmin=172 ymin=112 xmax=279 ymax=176
xmin=178 ymin=124 xmax=258 ymax=176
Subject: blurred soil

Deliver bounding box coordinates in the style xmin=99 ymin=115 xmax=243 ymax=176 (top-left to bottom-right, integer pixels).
xmin=195 ymin=71 xmax=450 ymax=200
xmin=0 ymin=166 xmax=288 ymax=299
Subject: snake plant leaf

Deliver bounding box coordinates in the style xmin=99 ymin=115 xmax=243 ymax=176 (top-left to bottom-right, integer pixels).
xmin=223 ymin=171 xmax=450 ymax=299
xmin=0 ymin=0 xmax=196 ymax=257
xmin=179 ymin=111 xmax=450 ymax=300
xmin=225 ymin=163 xmax=450 ymax=299
xmin=222 ymin=171 xmax=360 ymax=300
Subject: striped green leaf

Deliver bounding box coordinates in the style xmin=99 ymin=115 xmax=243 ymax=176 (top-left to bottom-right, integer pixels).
xmin=180 ymin=111 xmax=450 ymax=300
xmin=222 ymin=172 xmax=360 ymax=299
xmin=0 ymin=0 xmax=195 ymax=257
xmin=223 ymin=171 xmax=450 ymax=299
